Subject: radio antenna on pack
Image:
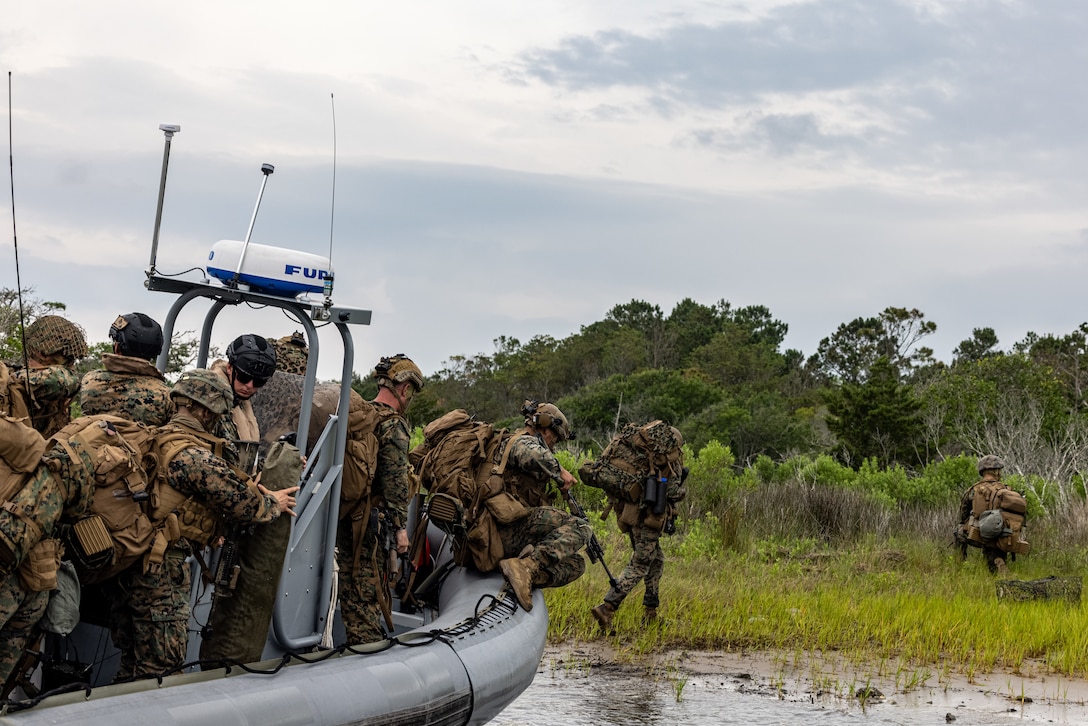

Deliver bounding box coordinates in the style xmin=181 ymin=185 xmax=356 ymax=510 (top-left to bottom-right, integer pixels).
xmin=7 ymin=72 xmax=30 ymax=374
xmin=323 ymin=92 xmax=336 ymax=304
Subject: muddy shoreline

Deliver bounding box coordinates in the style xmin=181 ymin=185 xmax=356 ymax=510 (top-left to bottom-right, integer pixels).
xmin=542 ymin=641 xmax=1088 ymax=724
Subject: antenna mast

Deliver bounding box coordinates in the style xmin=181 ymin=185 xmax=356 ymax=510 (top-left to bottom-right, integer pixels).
xmin=323 ymin=92 xmax=336 ymax=304
xmin=7 ymin=72 xmax=29 ymax=373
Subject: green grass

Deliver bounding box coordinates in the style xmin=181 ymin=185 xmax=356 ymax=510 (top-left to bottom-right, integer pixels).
xmin=545 ymin=528 xmax=1088 ymax=681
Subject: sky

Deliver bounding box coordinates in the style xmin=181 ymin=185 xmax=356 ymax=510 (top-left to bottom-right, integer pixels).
xmin=3 ymin=0 xmax=1087 ymax=381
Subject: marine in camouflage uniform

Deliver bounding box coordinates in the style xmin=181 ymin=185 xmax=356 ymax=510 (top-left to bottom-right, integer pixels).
xmin=105 ymin=370 xmax=297 ymax=682
xmin=13 ymin=315 xmax=87 ymax=437
xmin=0 ymin=419 xmax=96 ymax=685
xmin=336 ymin=355 xmax=420 ymax=645
xmin=957 ymin=454 xmax=1011 ymax=575
xmin=587 ymin=423 xmax=687 ymax=631
xmin=495 ymin=403 xmax=591 ymax=612
xmin=80 ymin=313 xmax=173 ymax=427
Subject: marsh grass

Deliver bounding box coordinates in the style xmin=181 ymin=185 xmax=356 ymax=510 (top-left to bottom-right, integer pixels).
xmin=546 ymin=501 xmax=1088 ymax=687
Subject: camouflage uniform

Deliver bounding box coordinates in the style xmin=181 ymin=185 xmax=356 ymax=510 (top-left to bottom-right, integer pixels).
xmin=0 ymin=431 xmax=95 ymax=684
xmin=14 ymin=365 xmax=80 ymax=437
xmin=497 ymin=433 xmax=590 ymax=589
xmin=106 ymin=411 xmax=283 ymax=682
xmin=504 ymin=432 xmax=562 ymax=508
xmin=336 ymin=405 xmax=410 ymax=644
xmin=15 ymin=314 xmax=88 ymax=437
xmin=80 ymin=353 xmax=174 ymax=426
xmin=958 ymin=475 xmax=1009 ymax=574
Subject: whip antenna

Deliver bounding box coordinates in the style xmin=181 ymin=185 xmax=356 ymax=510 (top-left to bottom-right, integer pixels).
xmin=7 ymin=72 xmax=29 ymax=374
xmin=323 ymin=92 xmax=336 ymax=303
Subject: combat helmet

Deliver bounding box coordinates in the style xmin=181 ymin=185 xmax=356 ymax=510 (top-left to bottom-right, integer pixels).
xmin=522 ymin=400 xmax=571 ymax=442
xmin=227 ymin=334 xmax=277 ymax=381
xmin=25 ymin=315 xmax=88 ymax=363
xmin=373 ymin=354 xmax=424 ymax=391
xmin=171 ymin=369 xmax=233 ymax=415
xmin=109 ymin=312 xmax=164 ymax=359
xmin=977 ymin=454 xmax=1005 ymax=474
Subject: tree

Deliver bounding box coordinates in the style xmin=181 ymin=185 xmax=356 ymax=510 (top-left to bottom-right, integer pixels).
xmin=809 ymin=307 xmax=936 ymax=384
xmin=953 ymin=327 xmax=1000 ymax=364
xmin=826 ymin=357 xmax=924 ymax=468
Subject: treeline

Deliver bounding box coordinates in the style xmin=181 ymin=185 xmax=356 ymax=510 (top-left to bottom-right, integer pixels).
xmin=406 ymin=298 xmax=1088 ymax=508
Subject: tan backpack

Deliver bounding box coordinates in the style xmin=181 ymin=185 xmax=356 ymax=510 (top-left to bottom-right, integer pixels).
xmin=410 ymin=409 xmax=516 ymax=571
xmin=58 ymin=416 xmax=161 ymax=584
xmin=965 ymin=481 xmax=1029 ymax=555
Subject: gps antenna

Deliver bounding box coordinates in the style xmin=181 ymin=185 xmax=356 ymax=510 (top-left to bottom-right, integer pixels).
xmin=232 ymin=162 xmax=275 ymax=288
xmin=149 ymin=123 xmax=181 ymax=277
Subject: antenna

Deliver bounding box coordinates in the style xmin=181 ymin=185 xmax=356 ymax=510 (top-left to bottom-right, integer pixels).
xmin=323 ymin=93 xmax=336 ymax=304
xmin=148 ymin=123 xmax=181 ymax=277
xmin=7 ymin=72 xmax=30 ymax=375
xmin=231 ymin=162 xmax=275 ymax=288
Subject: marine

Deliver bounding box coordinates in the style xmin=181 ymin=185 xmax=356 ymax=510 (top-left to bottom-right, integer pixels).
xmin=103 ymin=369 xmax=297 ymax=682
xmin=80 ymin=312 xmax=174 ymax=426
xmin=12 ymin=315 xmax=88 ymax=436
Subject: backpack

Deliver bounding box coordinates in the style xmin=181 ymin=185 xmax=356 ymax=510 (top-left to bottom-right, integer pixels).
xmin=965 ymin=481 xmax=1029 ymax=555
xmin=410 ymin=409 xmax=516 ymax=571
xmin=0 ymin=361 xmax=32 ymax=422
xmin=57 ymin=415 xmax=161 ymax=584
xmin=338 ymin=398 xmax=399 ymax=570
xmin=580 ymin=420 xmax=684 ymax=504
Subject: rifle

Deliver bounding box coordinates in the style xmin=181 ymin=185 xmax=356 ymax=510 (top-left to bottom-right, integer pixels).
xmin=564 ymin=490 xmax=618 ymax=590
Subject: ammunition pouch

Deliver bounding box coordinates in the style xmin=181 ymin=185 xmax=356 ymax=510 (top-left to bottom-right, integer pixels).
xmin=484 ymin=491 xmax=528 ymax=525
xmin=67 ymin=515 xmax=115 ymax=570
xmin=18 ymin=537 xmax=60 ymax=592
xmin=426 ymin=493 xmax=467 ymax=538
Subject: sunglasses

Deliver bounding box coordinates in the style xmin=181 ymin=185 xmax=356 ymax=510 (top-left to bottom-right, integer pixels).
xmin=235 ymin=371 xmax=269 ymax=388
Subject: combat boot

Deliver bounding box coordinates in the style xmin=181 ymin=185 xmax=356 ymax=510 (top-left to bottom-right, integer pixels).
xmin=500 ymin=556 xmax=541 ymax=611
xmin=643 ymin=607 xmax=659 ymax=624
xmin=994 ymin=557 xmax=1009 ymax=576
xmin=591 ymin=602 xmax=616 ymax=633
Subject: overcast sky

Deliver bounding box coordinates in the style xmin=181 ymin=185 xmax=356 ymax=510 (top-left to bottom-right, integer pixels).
xmin=3 ymin=1 xmax=1087 ymax=381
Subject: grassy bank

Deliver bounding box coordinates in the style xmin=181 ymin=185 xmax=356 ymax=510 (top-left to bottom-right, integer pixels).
xmin=543 ymin=515 xmax=1088 ymax=683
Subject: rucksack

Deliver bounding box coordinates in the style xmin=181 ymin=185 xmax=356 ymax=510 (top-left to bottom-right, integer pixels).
xmin=965 ymin=481 xmax=1029 ymax=555
xmin=579 ymin=420 xmax=684 ymax=504
xmin=57 ymin=415 xmax=161 ymax=584
xmin=410 ymin=409 xmax=516 ymax=571
xmin=337 ymin=397 xmax=400 ymax=570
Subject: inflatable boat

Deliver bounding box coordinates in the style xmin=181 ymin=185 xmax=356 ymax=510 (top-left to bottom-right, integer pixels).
xmin=0 ymin=129 xmax=545 ymax=724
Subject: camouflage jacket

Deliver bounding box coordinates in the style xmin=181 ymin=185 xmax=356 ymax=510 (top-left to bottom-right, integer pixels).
xmin=372 ymin=403 xmax=411 ymax=531
xmin=161 ymin=412 xmax=280 ymax=527
xmin=79 ymin=353 xmax=174 ymax=426
xmin=501 ymin=430 xmax=563 ymax=508
xmin=14 ymin=364 xmax=80 ymax=437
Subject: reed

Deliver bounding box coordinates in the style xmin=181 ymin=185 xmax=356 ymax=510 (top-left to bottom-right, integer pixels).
xmin=545 ymin=525 xmax=1088 ymax=682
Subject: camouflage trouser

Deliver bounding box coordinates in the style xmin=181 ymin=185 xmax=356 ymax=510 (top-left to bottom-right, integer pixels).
xmin=0 ymin=573 xmax=48 ymax=686
xmin=106 ymin=549 xmax=191 ymax=682
xmin=499 ymin=506 xmax=591 ymax=589
xmin=335 ymin=521 xmax=390 ymax=645
xmin=603 ymin=523 xmax=664 ymax=610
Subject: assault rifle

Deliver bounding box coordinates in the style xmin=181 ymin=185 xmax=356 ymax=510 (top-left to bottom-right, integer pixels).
xmin=565 ymin=490 xmax=618 ymax=590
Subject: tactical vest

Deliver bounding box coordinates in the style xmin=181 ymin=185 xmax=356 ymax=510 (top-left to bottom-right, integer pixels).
xmin=147 ymin=424 xmax=233 ymax=549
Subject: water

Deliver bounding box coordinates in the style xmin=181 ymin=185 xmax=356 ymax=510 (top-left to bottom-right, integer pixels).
xmin=491 ymin=658 xmax=1088 ymax=725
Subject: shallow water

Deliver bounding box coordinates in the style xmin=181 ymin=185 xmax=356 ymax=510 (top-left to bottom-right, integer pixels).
xmin=491 ymin=662 xmax=1085 ymax=725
